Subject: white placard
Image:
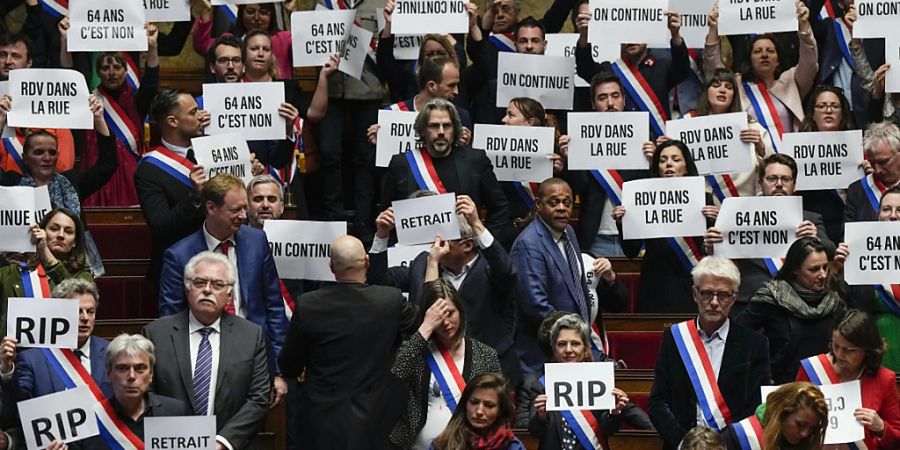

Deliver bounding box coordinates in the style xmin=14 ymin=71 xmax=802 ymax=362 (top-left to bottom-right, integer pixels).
xmin=18 ymin=387 xmax=100 ymax=450
xmin=822 ymin=381 xmax=865 ymax=444
xmin=7 ymin=298 xmax=79 ymax=349
xmin=0 ymin=80 xmax=11 ymax=138
xmin=582 ymin=254 xmax=600 ymax=324
xmin=69 ymin=0 xmax=148 ymax=52
xmin=387 ymin=244 xmax=431 ymax=268
xmin=665 ymin=112 xmax=753 ymax=175
xmin=392 ymin=193 xmax=461 ymax=245
xmin=621 ymin=176 xmax=707 ymax=240
xmin=191 ymin=134 xmax=253 ymax=184
xmin=0 ymin=186 xmax=51 ymax=253
xmin=7 ymin=69 xmax=92 ymax=130
xmin=670 ymin=0 xmax=714 ymax=48
xmin=472 ymin=124 xmax=555 ymax=183
xmin=854 ymin=0 xmax=900 ymax=38
xmin=144 ymin=0 xmax=190 ymax=22
xmin=718 ymin=0 xmax=797 ymax=36
xmin=567 ymin=112 xmax=650 ymax=170
xmin=496 ymin=53 xmax=574 ymax=110
xmin=782 ymin=130 xmax=865 ymax=190
xmin=203 ymin=82 xmax=286 ymax=141
xmin=588 ymin=0 xmax=669 ymax=48
xmin=392 ymin=0 xmax=468 ymax=34
xmin=844 ymin=222 xmax=900 ymax=285
xmin=213 ymin=0 xmax=280 ymax=4
xmin=544 ymin=362 xmax=615 ymax=411
xmin=545 ymin=34 xmax=620 ymax=87
xmin=291 ymin=10 xmax=356 ymax=67
xmin=713 ymin=196 xmax=803 ymax=258
xmin=394 ymin=35 xmax=425 ymax=60
xmin=145 ymin=416 xmax=216 ymax=450
xmin=376 ymin=110 xmax=419 ymax=167
xmin=263 ymin=220 xmax=347 ymax=281
xmin=886 ymin=36 xmax=900 ymax=93
xmin=339 ymin=24 xmax=374 ymax=80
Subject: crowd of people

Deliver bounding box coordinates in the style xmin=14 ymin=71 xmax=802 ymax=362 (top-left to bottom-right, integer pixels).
xmin=0 ymin=0 xmax=900 ymax=448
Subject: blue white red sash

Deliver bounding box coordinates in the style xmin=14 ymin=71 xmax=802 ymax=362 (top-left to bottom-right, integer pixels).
xmin=589 ymin=170 xmax=623 ymax=207
xmin=387 ymin=100 xmax=414 ymax=112
xmin=665 ymin=237 xmax=703 ymax=272
xmin=513 ymin=182 xmax=537 ymax=209
xmin=424 ymin=342 xmax=466 ymax=411
xmin=1 ymin=134 xmax=25 ymax=173
xmin=139 ymin=147 xmax=194 ymax=188
xmin=861 ymin=174 xmax=887 ymax=215
xmin=800 ymin=354 xmax=869 ymax=449
xmin=610 ymin=59 xmax=667 ymax=138
xmin=289 ymin=117 xmax=304 ymax=184
xmin=742 ymin=81 xmax=784 ymax=153
xmin=670 ymin=320 xmax=733 ymax=430
xmin=38 ymin=0 xmax=67 ymax=18
xmin=488 ymin=33 xmax=516 ymax=52
xmin=122 ymin=53 xmax=141 ymax=91
xmin=218 ymin=4 xmax=238 ymax=23
xmin=762 ymin=257 xmax=784 ymax=277
xmin=590 ymin=323 xmax=609 ymax=356
xmin=279 ymin=279 xmax=295 ymax=320
xmin=819 ymin=2 xmax=855 ymax=70
xmin=539 ymin=376 xmax=606 ymax=450
xmin=96 ymin=90 xmax=141 ymax=158
xmin=875 ymin=285 xmax=900 ymax=316
xmin=733 ymin=415 xmax=764 ymax=450
xmin=405 ymin=148 xmax=447 ymax=193
xmin=20 ymin=264 xmax=51 ymax=298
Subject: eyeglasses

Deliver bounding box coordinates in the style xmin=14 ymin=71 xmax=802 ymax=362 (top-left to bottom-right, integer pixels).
xmin=215 ymin=57 xmax=243 ymax=66
xmin=696 ymin=290 xmax=735 ymax=302
xmin=814 ymin=103 xmax=842 ymax=111
xmin=763 ymin=175 xmax=794 ymax=184
xmin=189 ymin=278 xmax=231 ymax=292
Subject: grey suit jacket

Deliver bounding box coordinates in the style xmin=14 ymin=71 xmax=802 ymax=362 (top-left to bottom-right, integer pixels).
xmin=142 ymin=311 xmax=270 ymax=449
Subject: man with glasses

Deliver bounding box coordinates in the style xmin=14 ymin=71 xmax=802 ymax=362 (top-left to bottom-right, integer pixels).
xmin=703 ymin=154 xmax=835 ymax=315
xmin=648 ymin=256 xmax=770 ymax=450
xmin=845 ymin=122 xmax=900 ymax=223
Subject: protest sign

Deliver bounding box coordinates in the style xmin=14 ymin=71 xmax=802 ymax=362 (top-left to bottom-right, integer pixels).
xmin=0 ymin=80 xmax=10 ymax=138
xmin=145 ymin=416 xmax=216 ymax=450
xmin=393 ymin=35 xmax=424 ymax=60
xmin=844 ymin=222 xmax=900 ymax=285
xmin=69 ymin=0 xmax=147 ymax=52
xmin=544 ymin=362 xmax=615 ymax=411
xmin=545 ymin=34 xmax=619 ymax=87
xmin=7 ymin=298 xmax=79 ymax=349
xmin=782 ymin=130 xmax=864 ymax=190
xmin=853 ymin=0 xmax=900 ymax=38
xmin=191 ymin=134 xmax=253 ymax=184
xmin=144 ymin=0 xmax=190 ymax=22
xmin=376 ymin=110 xmax=420 ymax=167
xmin=0 ymin=186 xmax=52 ymax=253
xmin=392 ymin=0 xmax=468 ymax=34
xmin=7 ymin=69 xmax=92 ymax=129
xmin=621 ymin=176 xmax=707 ymax=240
xmin=472 ymin=124 xmax=555 ymax=183
xmin=886 ymin=36 xmax=900 ymax=93
xmin=497 ymin=53 xmax=574 ymax=110
xmin=582 ymin=254 xmax=601 ymax=327
xmin=213 ymin=0 xmax=280 ymax=4
xmin=669 ymin=0 xmax=715 ymax=48
xmin=388 ymin=244 xmax=431 ymax=268
xmin=264 ymin=220 xmax=347 ymax=281
xmin=18 ymin=387 xmax=99 ymax=450
xmin=718 ymin=0 xmax=797 ymax=35
xmin=338 ymin=24 xmax=374 ymax=80
xmin=203 ymin=82 xmax=286 ymax=140
xmin=822 ymin=381 xmax=865 ymax=444
xmin=291 ymin=10 xmax=356 ymax=67
xmin=392 ymin=193 xmax=460 ymax=245
xmin=588 ymin=0 xmax=669 ymax=47
xmin=713 ymin=196 xmax=803 ymax=259
xmin=665 ymin=112 xmax=753 ymax=175
xmin=567 ymin=112 xmax=650 ymax=170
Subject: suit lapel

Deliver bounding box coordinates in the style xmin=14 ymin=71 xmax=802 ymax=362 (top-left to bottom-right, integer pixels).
xmin=536 ymin=222 xmax=581 ymax=300
xmin=171 ymin=312 xmax=197 ymax=411
xmin=214 ymin=315 xmax=234 ymax=399
xmin=89 ymin=337 xmax=108 ymax=388
xmin=234 ymin=227 xmax=249 ymax=305
xmin=717 ymin=326 xmax=746 ymax=410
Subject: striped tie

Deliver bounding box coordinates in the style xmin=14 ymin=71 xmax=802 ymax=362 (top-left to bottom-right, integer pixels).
xmin=192 ymin=327 xmax=213 ymax=415
xmin=562 ymin=233 xmax=590 ymax=322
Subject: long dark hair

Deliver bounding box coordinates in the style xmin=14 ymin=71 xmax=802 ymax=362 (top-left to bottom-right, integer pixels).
xmin=696 ymin=69 xmax=743 ymax=116
xmin=432 ymin=373 xmax=514 ymax=450
xmin=774 ymin=237 xmax=826 ymax=284
xmin=799 ymin=85 xmax=856 ymax=132
xmin=742 ymin=34 xmax=784 ymax=82
xmin=419 ymin=279 xmax=467 ymax=345
xmin=833 ymin=309 xmax=886 ymax=376
xmin=30 ymin=208 xmax=88 ymax=273
xmin=234 ymin=3 xmax=279 ymax=36
xmin=650 ymin=140 xmax=699 ymax=177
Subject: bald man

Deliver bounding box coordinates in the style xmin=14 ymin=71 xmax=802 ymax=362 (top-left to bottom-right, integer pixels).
xmin=279 ymin=235 xmax=416 ymax=450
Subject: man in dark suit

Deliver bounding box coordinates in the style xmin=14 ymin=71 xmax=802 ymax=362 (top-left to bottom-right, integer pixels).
xmin=144 ymin=251 xmax=270 ymax=450
xmin=279 ymin=235 xmax=417 ymax=450
xmin=158 ymin=173 xmax=288 ymax=405
xmin=366 ymin=194 xmax=518 ymax=379
xmin=511 ymin=178 xmax=628 ymax=374
xmin=845 ymin=121 xmax=900 ymax=223
xmin=648 ymin=256 xmax=770 ymax=450
xmin=382 ymin=98 xmax=515 ymax=246
xmin=703 ymin=154 xmax=836 ymax=315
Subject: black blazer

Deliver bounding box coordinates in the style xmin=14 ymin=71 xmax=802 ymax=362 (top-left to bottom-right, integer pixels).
xmin=69 ymin=393 xmax=190 ymax=450
xmin=844 ymin=178 xmax=880 ymax=224
xmin=648 ymin=321 xmax=771 ymax=450
xmin=278 ymin=283 xmax=417 ymax=450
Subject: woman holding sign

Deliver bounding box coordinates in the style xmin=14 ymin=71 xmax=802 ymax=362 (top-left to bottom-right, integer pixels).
xmin=795 ymin=310 xmax=900 ymax=448
xmin=390 ymin=279 xmax=501 ymax=450
xmin=721 ymin=381 xmax=829 ymax=450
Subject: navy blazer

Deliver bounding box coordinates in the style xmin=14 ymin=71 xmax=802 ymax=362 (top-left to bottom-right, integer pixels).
xmin=11 ymin=336 xmax=112 ymax=401
xmin=157 ymin=224 xmax=288 ymax=373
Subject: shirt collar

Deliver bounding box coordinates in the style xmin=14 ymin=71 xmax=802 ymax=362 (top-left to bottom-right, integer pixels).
xmin=160 ymin=138 xmax=191 ymax=157
xmin=538 ymin=216 xmax=564 ymax=243
xmin=443 ymin=254 xmax=479 ymax=278
xmin=696 ymin=318 xmax=730 ymax=343
xmin=78 ymin=338 xmax=91 ymax=359
xmin=189 ymin=311 xmax=222 ymax=334
xmin=203 ymin=222 xmax=234 ymax=252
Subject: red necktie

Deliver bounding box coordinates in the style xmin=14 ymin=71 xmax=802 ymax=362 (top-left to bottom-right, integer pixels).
xmin=217 ymin=241 xmax=236 ymax=315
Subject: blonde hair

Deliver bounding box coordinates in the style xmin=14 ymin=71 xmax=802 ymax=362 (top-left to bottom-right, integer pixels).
xmin=763 ymin=382 xmax=828 ymax=450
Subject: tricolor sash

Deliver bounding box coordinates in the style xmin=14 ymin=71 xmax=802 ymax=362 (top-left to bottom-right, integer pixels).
xmin=875 ymin=285 xmax=900 ymax=316
xmin=218 ymin=4 xmax=238 ymax=23
xmin=96 ymin=90 xmax=141 ymax=158
xmin=665 ymin=237 xmax=703 ymax=272
xmin=39 ymin=0 xmax=68 ymax=18
xmin=590 ymin=323 xmax=610 ymax=356
xmin=861 ymin=174 xmax=887 ymax=215
xmin=762 ymin=257 xmax=784 ymax=277
xmin=819 ymin=1 xmax=855 ymax=70
xmin=733 ymin=415 xmax=764 ymax=450
xmin=538 ymin=376 xmax=606 ymax=450
xmin=139 ymin=147 xmax=194 ymax=188
xmin=671 ymin=320 xmax=733 ymax=430
xmin=405 ymin=148 xmax=448 ymax=193
xmin=1 ymin=134 xmax=26 ymax=173
xmin=289 ymin=117 xmax=304 ymax=184
xmin=800 ymin=354 xmax=869 ymax=450
xmin=488 ymin=33 xmax=516 ymax=52
xmin=279 ymin=279 xmax=295 ymax=320
xmin=20 ymin=264 xmax=51 ymax=298
xmin=424 ymin=342 xmax=466 ymax=411
xmin=387 ymin=100 xmax=414 ymax=112
xmin=122 ymin=53 xmax=141 ymax=91
xmin=513 ymin=182 xmax=538 ymax=209
xmin=742 ymin=81 xmax=784 ymax=153
xmin=590 ymin=170 xmax=623 ymax=207
xmin=610 ymin=59 xmax=667 ymax=137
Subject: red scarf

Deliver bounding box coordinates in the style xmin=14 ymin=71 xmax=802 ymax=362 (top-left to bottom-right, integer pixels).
xmin=468 ymin=426 xmax=515 ymax=450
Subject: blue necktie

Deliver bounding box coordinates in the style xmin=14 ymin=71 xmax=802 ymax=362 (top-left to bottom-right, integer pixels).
xmin=192 ymin=327 xmax=213 ymax=415
xmin=562 ymin=233 xmax=590 ymax=322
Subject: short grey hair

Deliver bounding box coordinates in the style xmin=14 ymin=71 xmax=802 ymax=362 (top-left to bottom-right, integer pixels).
xmin=183 ymin=251 xmax=237 ymax=287
xmin=863 ymin=121 xmax=900 ymax=154
xmin=52 ymin=278 xmax=99 ymax=308
xmin=106 ymin=333 xmax=156 ymax=372
xmin=247 ymin=174 xmax=284 ymax=201
xmin=549 ymin=313 xmax=591 ymax=349
xmin=691 ymin=256 xmax=741 ymax=291
xmin=414 ymin=98 xmax=463 ymax=148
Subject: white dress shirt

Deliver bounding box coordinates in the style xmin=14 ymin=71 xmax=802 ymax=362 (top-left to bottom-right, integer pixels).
xmin=202 ymin=223 xmax=242 ymax=316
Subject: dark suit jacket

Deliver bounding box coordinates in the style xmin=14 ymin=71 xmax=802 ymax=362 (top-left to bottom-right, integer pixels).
xmin=279 ymin=283 xmax=417 ymax=450
xmin=69 ymin=393 xmax=190 ymax=450
xmin=142 ymin=311 xmax=270 ymax=450
xmin=6 ymin=337 xmax=112 ymax=401
xmin=570 ymin=170 xmax=646 ymax=250
xmin=158 ymin=225 xmax=288 ymax=374
xmin=845 ymin=178 xmax=880 ymax=224
xmin=648 ymin=321 xmax=771 ymax=450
